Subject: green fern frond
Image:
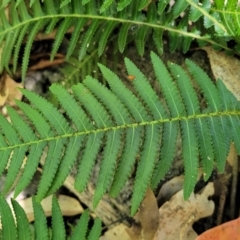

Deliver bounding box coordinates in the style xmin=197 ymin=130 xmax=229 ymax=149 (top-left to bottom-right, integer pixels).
xmin=78 ymin=19 xmax=100 ymax=61
xmin=87 ymin=217 xmax=102 ymax=240
xmin=66 ymin=19 xmax=87 ymax=59
xmin=189 ymin=0 xmax=211 ymax=22
xmin=173 ymin=0 xmax=189 ymax=18
xmin=61 ymin=48 xmax=106 ymax=87
xmin=32 ymin=196 xmax=49 ymax=239
xmin=0 ymin=197 xmax=18 ymax=239
xmin=138 ymin=0 xmax=150 ymax=10
xmin=0 ymin=196 xmax=100 ymax=240
xmin=186 ymin=60 xmax=230 ymax=172
xmin=0 ymin=0 xmax=235 ymax=78
xmin=151 ymin=121 xmax=178 ymax=188
xmin=181 ymin=119 xmax=199 ymax=199
xmin=11 ymin=198 xmax=32 ymax=239
xmin=211 ymin=0 xmax=240 ymax=42
xmin=98 ymin=21 xmax=118 ymax=56
xmin=117 ymin=0 xmax=131 ymax=11
xmin=0 ymin=52 xmax=240 ymax=215
xmin=100 ymin=0 xmax=114 ymax=13
xmin=60 ymin=0 xmax=71 ymax=8
xmin=69 ymin=209 xmax=100 ymax=240
xmin=51 ymin=196 xmax=66 ymax=240
xmin=51 ymin=18 xmax=73 ymax=61
xmin=118 ymin=23 xmax=131 ymax=53
xmin=69 ymin=210 xmax=89 ymax=240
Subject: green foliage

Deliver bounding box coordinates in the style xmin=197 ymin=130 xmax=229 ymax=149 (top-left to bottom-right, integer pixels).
xmin=0 ymin=196 xmax=101 ymax=240
xmin=211 ymin=0 xmax=240 ymax=43
xmin=1 ymin=0 xmax=240 ymax=237
xmin=0 ymin=52 xmax=239 ymax=216
xmin=0 ymin=0 xmax=238 ymax=80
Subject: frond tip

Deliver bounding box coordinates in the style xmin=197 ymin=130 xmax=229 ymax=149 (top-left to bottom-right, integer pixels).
xmin=0 ymin=52 xmax=239 ymax=216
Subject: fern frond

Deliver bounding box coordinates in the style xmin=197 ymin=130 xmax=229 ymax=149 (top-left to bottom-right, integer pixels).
xmin=125 ymin=57 xmax=167 ymax=119
xmin=74 ymin=132 xmax=104 ymax=192
xmin=37 ymin=139 xmax=67 ymax=201
xmin=66 ymin=18 xmax=87 ymax=59
xmin=0 ymin=196 xmax=100 ymax=240
xmin=51 ymin=18 xmax=73 ymax=61
xmin=11 ymin=198 xmax=32 ymax=239
xmin=189 ymin=0 xmax=211 ymax=22
xmin=151 ymin=121 xmax=178 ymax=188
xmin=0 ymin=197 xmax=17 ymax=239
xmin=173 ymin=0 xmax=189 ymax=18
xmin=46 ymin=135 xmax=84 ymax=196
xmin=61 ymin=49 xmax=105 ymax=87
xmin=181 ymin=119 xmax=199 ymax=199
xmin=21 ymin=89 xmax=72 ymax=135
xmin=12 ymin=24 xmax=30 ymax=73
xmin=98 ymin=21 xmax=118 ymax=56
xmin=32 ymin=196 xmax=49 ymax=239
xmin=87 ymin=217 xmax=102 ymax=240
xmin=186 ymin=59 xmax=229 ymax=172
xmin=117 ymin=0 xmax=131 ymax=11
xmin=69 ymin=210 xmax=89 ymax=240
xmin=118 ymin=23 xmax=131 ymax=53
xmin=0 ymin=134 xmax=11 ymax=180
xmin=217 ymin=80 xmax=240 ymax=153
xmin=100 ymin=0 xmax=114 ymax=13
xmin=78 ymin=19 xmax=101 ymax=61
xmin=22 ymin=21 xmax=45 ymax=79
xmin=131 ymin=124 xmax=161 ymax=215
xmin=52 ymin=195 xmax=66 ymax=240
xmin=93 ymin=129 xmax=122 ymax=207
xmin=168 ymin=62 xmax=213 ymax=181
xmin=212 ymin=0 xmax=240 ymax=40
xmin=0 ymin=114 xmax=27 ymax=195
xmin=60 ymin=0 xmax=71 ymax=8
xmin=0 ymin=0 xmax=235 ymax=78
xmin=1 ymin=52 xmax=240 ymax=216
xmin=98 ymin=63 xmax=148 ymax=197
xmin=186 ymin=60 xmax=222 ymax=111
xmin=151 ymin=52 xmax=185 ymax=117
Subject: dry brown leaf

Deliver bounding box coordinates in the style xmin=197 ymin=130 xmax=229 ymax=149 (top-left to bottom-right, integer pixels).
xmin=139 ymin=187 xmax=159 ymax=240
xmin=126 ymin=187 xmax=159 ymax=240
xmin=101 ymin=188 xmax=159 ymax=240
xmin=154 ymin=182 xmax=215 ymax=240
xmin=100 ymin=224 xmax=132 ymax=240
xmin=203 ymin=47 xmax=240 ymax=100
xmin=0 ymin=74 xmax=23 ymax=106
xmin=157 ymin=176 xmax=184 ymax=206
xmin=17 ymin=194 xmax=83 ymax=222
xmin=28 ymin=54 xmax=65 ymax=71
xmin=125 ymin=223 xmax=142 ymax=240
xmin=227 ymin=142 xmax=238 ymax=168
